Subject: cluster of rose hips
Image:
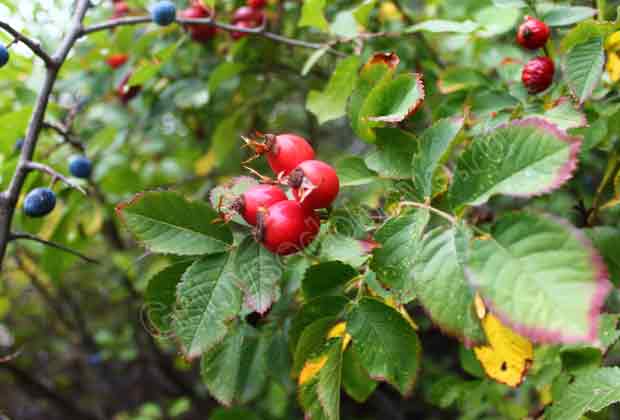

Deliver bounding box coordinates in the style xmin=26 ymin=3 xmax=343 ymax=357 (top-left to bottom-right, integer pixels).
xmin=517 ymin=16 xmax=554 ymax=94
xmin=23 ymin=155 xmax=93 ymax=218
xmin=224 ymin=133 xmax=340 ymax=256
xmin=230 ymin=0 xmax=267 ymax=40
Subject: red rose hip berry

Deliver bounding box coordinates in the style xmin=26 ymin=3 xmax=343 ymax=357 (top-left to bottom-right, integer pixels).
xmin=106 ymin=53 xmax=128 ymax=69
xmin=522 ymin=56 xmax=554 ymax=94
xmin=180 ymin=2 xmax=217 ymax=43
xmin=288 ymin=160 xmax=339 ymax=210
xmin=256 ymin=200 xmax=320 ymax=255
xmin=247 ymin=133 xmax=315 ymax=175
xmin=231 ymin=184 xmax=287 ymax=226
xmin=232 ymin=6 xmax=265 ymax=25
xmin=516 ymin=16 xmax=550 ymax=50
xmin=247 ymin=0 xmax=266 ymax=8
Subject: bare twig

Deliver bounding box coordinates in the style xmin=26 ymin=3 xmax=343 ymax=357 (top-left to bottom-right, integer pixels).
xmin=0 ymin=21 xmax=55 ymax=67
xmin=24 ymin=161 xmax=87 ymax=195
xmin=43 ymin=121 xmax=85 ymax=152
xmin=80 ymin=15 xmax=347 ymax=57
xmin=0 ymin=0 xmax=91 ymax=269
xmin=10 ymin=232 xmax=100 ymax=264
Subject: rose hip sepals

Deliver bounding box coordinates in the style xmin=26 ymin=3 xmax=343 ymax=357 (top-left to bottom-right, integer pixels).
xmin=285 ymin=160 xmax=340 ymax=210
xmin=241 ymin=133 xmax=315 ymax=176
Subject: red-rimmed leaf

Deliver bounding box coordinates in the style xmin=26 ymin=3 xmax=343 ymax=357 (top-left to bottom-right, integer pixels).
xmin=449 ymin=118 xmax=581 ymax=210
xmin=116 ymin=191 xmax=233 ymax=255
xmin=464 ymin=212 xmax=612 ymax=345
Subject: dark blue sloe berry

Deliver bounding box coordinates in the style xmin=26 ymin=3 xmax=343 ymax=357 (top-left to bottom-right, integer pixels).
xmin=15 ymin=138 xmax=24 ymax=152
xmin=23 ymin=188 xmax=56 ymax=218
xmin=0 ymin=45 xmax=9 ymax=68
xmin=151 ymin=1 xmax=176 ymax=26
xmin=69 ymin=155 xmax=93 ymax=179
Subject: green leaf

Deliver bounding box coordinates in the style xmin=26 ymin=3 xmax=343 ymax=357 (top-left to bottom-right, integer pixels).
xmin=307 ymin=56 xmax=361 ymax=125
xmin=117 ymin=191 xmax=233 ymax=256
xmin=175 ymin=254 xmax=241 ymax=359
xmin=303 ymin=261 xmax=358 ymax=300
xmin=360 ymin=73 xmax=425 ymax=124
xmin=319 ymin=234 xmax=371 ymax=268
xmin=209 ymin=408 xmax=261 ymax=420
xmin=371 ymin=209 xmax=429 ymax=303
xmin=299 ymin=0 xmax=329 ymax=31
xmin=342 ymin=346 xmax=377 ymax=403
xmin=561 ymin=20 xmax=619 ymax=52
xmin=412 ymin=226 xmax=485 ymax=346
xmin=201 ymin=323 xmax=269 ymax=405
xmin=208 ymin=62 xmax=246 ymax=93
xmin=543 ymin=7 xmax=597 ymax=27
xmin=302 ymin=47 xmax=329 ymax=77
xmin=465 ymin=212 xmax=612 ymax=345
xmin=406 ymin=19 xmax=479 ymax=33
xmin=128 ymin=41 xmax=180 ymax=86
xmin=234 ymin=237 xmax=282 ymax=314
xmin=352 ymin=0 xmax=377 ymax=26
xmin=564 ymin=37 xmax=605 ymax=105
xmin=412 ymin=117 xmax=464 ymax=201
xmin=145 ymin=261 xmax=193 ymax=333
xmin=207 ymin=110 xmax=249 ymax=171
xmin=348 ymin=53 xmax=400 ymax=143
xmin=365 ymin=128 xmax=418 ymax=179
xmin=587 ymin=226 xmax=620 ymax=286
xmin=492 ymin=0 xmax=526 ymax=7
xmin=128 ymin=63 xmax=161 ymax=86
xmin=336 ymin=156 xmax=378 ymax=187
xmin=438 ymin=68 xmax=488 ymax=94
xmin=0 ymin=107 xmax=32 ymax=158
xmin=315 ymin=341 xmax=343 ymax=420
xmin=537 ymin=100 xmax=587 ymax=131
xmin=331 ymin=11 xmax=358 ymax=38
xmin=346 ymin=298 xmax=421 ymax=395
xmin=545 ymin=367 xmax=620 ymax=420
xmin=475 ymin=6 xmax=519 ymax=37
xmin=449 ymin=118 xmax=581 ymax=210
xmin=289 ymin=296 xmax=349 ymax=354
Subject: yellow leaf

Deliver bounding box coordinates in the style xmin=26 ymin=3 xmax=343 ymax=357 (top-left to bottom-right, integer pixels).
xmin=473 ymin=313 xmax=533 ymax=388
xmin=605 ymin=31 xmax=620 ymax=52
xmin=83 ymin=206 xmax=103 ymax=236
xmin=38 ymin=201 xmax=65 ymax=240
xmin=194 ymin=151 xmax=216 ymax=176
xmin=298 ymin=355 xmax=328 ymax=386
xmin=379 ymin=1 xmax=403 ymax=22
xmin=606 ymin=52 xmax=620 ymax=82
xmin=539 ymin=384 xmax=553 ymax=406
xmin=327 ymin=322 xmax=352 ymax=351
xmin=474 ymin=293 xmax=486 ymax=319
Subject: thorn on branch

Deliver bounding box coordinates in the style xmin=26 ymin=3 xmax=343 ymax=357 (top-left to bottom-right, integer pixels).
xmin=23 ymin=161 xmax=87 ymax=195
xmin=10 ymin=232 xmax=100 ymax=264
